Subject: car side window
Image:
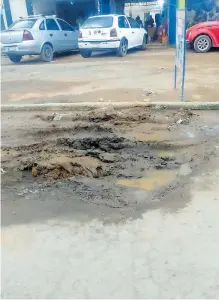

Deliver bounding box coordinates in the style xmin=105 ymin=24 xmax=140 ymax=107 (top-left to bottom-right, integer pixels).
xmin=127 ymin=17 xmax=140 ymax=28
xmin=57 ymin=19 xmax=73 ymax=31
xmin=46 ymin=19 xmax=59 ymax=30
xmin=118 ymin=16 xmax=129 ymax=29
xmin=39 ymin=21 xmax=45 ymax=30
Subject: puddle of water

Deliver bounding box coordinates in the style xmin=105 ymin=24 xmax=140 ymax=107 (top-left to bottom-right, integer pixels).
xmin=203 ymin=125 xmax=219 ymax=137
xmin=133 ymin=132 xmax=163 ymax=142
xmin=117 ymin=170 xmax=177 ymax=191
xmin=158 ymin=151 xmax=175 ymax=159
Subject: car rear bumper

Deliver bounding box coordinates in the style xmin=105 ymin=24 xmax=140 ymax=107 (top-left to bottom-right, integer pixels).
xmin=78 ymin=39 xmax=120 ymax=50
xmin=1 ymin=41 xmax=41 ymax=56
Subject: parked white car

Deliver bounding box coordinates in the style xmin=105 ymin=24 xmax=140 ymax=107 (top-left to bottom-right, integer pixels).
xmin=1 ymin=15 xmax=78 ymax=63
xmin=78 ymin=14 xmax=148 ymax=58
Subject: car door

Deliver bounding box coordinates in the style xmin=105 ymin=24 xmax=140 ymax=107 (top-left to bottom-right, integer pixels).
xmin=127 ymin=17 xmax=143 ymax=47
xmin=117 ymin=16 xmax=134 ymax=49
xmin=56 ymin=19 xmax=78 ymax=50
xmin=210 ymin=23 xmax=219 ymax=46
xmin=45 ymin=18 xmax=63 ymax=52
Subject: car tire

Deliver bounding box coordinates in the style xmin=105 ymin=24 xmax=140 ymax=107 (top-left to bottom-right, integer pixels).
xmin=80 ymin=50 xmax=92 ymax=58
xmin=140 ymin=34 xmax=147 ymax=50
xmin=117 ymin=39 xmax=128 ymax=57
xmin=8 ymin=55 xmax=22 ymax=63
xmin=40 ymin=44 xmax=54 ymax=62
xmin=193 ymin=35 xmax=211 ymax=53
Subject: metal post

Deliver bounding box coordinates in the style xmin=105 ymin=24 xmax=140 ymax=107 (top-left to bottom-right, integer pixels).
xmin=180 ymin=8 xmax=186 ymax=101
xmin=174 ymin=64 xmax=177 ymax=89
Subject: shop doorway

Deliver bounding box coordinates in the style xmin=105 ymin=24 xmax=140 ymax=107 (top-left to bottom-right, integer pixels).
xmin=56 ymin=0 xmax=96 ymax=28
xmin=125 ymin=2 xmax=163 ymax=43
xmin=101 ymin=0 xmax=111 ymax=14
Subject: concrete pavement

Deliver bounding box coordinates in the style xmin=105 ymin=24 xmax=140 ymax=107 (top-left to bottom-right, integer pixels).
xmin=2 ymin=159 xmax=219 ymax=299
xmin=2 ymin=101 xmax=219 ymax=112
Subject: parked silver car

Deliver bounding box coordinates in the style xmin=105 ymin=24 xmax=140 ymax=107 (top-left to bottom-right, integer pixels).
xmin=1 ymin=15 xmax=78 ymax=63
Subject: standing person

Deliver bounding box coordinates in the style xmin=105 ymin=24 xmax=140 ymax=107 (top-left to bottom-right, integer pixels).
xmin=135 ymin=15 xmax=143 ymax=27
xmin=145 ymin=14 xmax=154 ymax=29
xmin=155 ymin=13 xmax=161 ymax=28
xmin=158 ymin=16 xmax=167 ymax=43
xmin=146 ymin=15 xmax=155 ymax=42
xmin=155 ymin=13 xmax=161 ymax=40
xmin=148 ymin=15 xmax=154 ymax=27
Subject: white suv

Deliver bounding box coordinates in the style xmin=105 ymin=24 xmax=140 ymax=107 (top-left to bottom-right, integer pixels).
xmin=78 ymin=14 xmax=147 ymax=58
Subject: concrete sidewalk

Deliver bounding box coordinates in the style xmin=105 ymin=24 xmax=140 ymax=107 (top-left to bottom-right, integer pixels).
xmin=2 ymin=158 xmax=219 ymax=299
xmin=2 ymin=101 xmax=219 ymax=112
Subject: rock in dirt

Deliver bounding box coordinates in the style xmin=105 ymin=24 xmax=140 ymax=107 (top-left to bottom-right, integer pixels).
xmin=53 ymin=113 xmax=66 ymax=121
xmin=174 ymin=109 xmax=193 ymax=125
xmin=99 ymin=153 xmax=118 ymax=163
xmin=179 ymin=164 xmax=192 ymax=176
xmin=142 ymin=89 xmax=153 ymax=97
xmin=89 ymin=106 xmax=118 ymax=122
xmin=35 ymin=114 xmax=56 ymax=122
xmin=176 ymin=118 xmax=189 ymax=125
xmin=86 ymin=149 xmax=101 ymax=159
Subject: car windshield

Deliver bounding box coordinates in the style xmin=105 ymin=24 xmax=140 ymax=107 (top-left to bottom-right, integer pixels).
xmin=9 ymin=19 xmax=37 ymax=30
xmin=82 ymin=17 xmax=113 ymax=28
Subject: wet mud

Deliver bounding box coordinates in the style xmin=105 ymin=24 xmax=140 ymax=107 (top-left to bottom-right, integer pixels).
xmin=2 ymin=107 xmax=219 ymax=222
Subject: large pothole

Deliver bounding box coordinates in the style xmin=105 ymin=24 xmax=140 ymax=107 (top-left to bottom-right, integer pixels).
xmin=1 ymin=107 xmax=217 ymax=187
xmin=2 ymin=107 xmax=219 ymax=217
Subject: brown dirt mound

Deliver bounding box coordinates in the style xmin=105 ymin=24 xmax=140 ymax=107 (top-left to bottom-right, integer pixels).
xmin=32 ymin=156 xmax=104 ymax=180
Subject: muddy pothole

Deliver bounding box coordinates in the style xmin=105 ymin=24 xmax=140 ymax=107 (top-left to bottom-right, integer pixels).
xmin=2 ymin=108 xmax=215 ymax=187
xmin=1 ymin=133 xmax=200 ymax=183
xmin=2 ymin=107 xmax=219 ymax=216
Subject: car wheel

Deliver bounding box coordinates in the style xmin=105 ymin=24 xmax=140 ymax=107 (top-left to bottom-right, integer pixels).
xmin=117 ymin=39 xmax=128 ymax=57
xmin=140 ymin=34 xmax=147 ymax=50
xmin=8 ymin=55 xmax=22 ymax=63
xmin=80 ymin=50 xmax=92 ymax=58
xmin=193 ymin=35 xmax=211 ymax=53
xmin=40 ymin=44 xmax=54 ymax=62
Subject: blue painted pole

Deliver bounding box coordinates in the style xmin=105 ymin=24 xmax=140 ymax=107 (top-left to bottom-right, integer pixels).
xmin=168 ymin=0 xmax=176 ymax=45
xmin=26 ymin=0 xmax=33 ymax=16
xmin=174 ymin=64 xmax=177 ymax=89
xmin=180 ymin=9 xmax=187 ymax=101
xmin=3 ymin=0 xmax=13 ymax=27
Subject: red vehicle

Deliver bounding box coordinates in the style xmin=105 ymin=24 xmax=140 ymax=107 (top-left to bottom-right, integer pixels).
xmin=186 ymin=21 xmax=219 ymax=53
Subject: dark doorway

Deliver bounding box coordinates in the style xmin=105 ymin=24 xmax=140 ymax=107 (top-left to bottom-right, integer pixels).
xmin=101 ymin=0 xmax=110 ymax=14
xmin=56 ymin=0 xmax=96 ymax=28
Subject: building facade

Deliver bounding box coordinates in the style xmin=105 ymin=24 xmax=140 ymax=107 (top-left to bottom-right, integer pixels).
xmin=2 ymin=0 xmax=217 ymax=45
xmin=1 ymin=0 xmax=123 ymax=29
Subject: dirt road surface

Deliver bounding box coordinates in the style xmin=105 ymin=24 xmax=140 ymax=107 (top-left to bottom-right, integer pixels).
xmin=2 ymin=48 xmax=219 ymax=104
xmin=2 ymin=105 xmax=219 ymax=298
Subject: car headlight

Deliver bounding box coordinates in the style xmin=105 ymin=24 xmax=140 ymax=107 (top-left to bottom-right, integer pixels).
xmin=188 ymin=31 xmax=192 ymax=38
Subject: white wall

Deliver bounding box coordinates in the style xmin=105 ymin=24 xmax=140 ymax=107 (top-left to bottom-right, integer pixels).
xmin=32 ymin=0 xmax=57 ymax=15
xmin=9 ymin=0 xmax=27 ymax=22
